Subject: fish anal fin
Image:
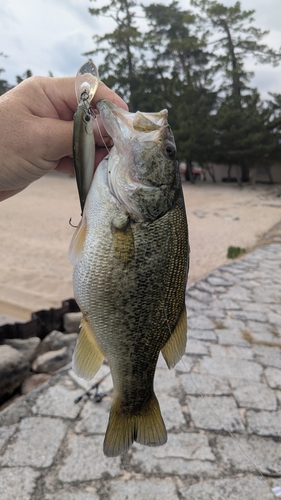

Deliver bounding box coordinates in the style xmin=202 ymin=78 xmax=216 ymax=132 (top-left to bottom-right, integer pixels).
xmin=68 ymin=217 xmax=87 ymax=266
xmin=103 ymin=393 xmax=167 ymax=457
xmin=72 ymin=317 xmax=104 ymax=380
xmin=111 ymin=215 xmax=134 ymax=264
xmin=161 ymin=306 xmax=187 ymax=369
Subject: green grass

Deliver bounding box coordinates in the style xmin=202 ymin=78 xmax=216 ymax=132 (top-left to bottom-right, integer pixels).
xmin=227 ymin=246 xmax=246 ymax=259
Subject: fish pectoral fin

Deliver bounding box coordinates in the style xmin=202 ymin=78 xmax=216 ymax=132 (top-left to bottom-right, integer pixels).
xmin=111 ymin=215 xmax=135 ymax=264
xmin=72 ymin=317 xmax=104 ymax=380
xmin=68 ymin=216 xmax=87 ymax=265
xmin=103 ymin=393 xmax=167 ymax=457
xmin=161 ymin=305 xmax=187 ymax=369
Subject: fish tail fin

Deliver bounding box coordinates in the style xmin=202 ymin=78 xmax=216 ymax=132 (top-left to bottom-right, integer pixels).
xmin=103 ymin=393 xmax=167 ymax=457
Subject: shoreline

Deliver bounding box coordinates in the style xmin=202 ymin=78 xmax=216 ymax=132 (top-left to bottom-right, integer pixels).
xmin=1 ymin=174 xmax=281 ymax=324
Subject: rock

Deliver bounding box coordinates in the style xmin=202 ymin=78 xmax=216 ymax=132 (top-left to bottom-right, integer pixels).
xmin=0 ymin=345 xmax=30 ymax=400
xmin=5 ymin=337 xmax=40 ymax=362
xmin=21 ymin=373 xmax=51 ymax=395
xmin=63 ymin=312 xmax=82 ymax=333
xmin=38 ymin=330 xmax=78 ymax=355
xmin=32 ymin=347 xmax=72 ymax=374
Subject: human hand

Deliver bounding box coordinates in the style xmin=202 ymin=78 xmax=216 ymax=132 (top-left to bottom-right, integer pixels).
xmin=0 ymin=76 xmax=128 ymax=201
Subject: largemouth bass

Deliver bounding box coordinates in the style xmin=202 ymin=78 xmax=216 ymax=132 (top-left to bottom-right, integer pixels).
xmin=69 ymin=100 xmax=189 ymax=457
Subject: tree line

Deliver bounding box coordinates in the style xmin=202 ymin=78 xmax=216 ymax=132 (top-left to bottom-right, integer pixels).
xmin=85 ymin=0 xmax=281 ymax=182
xmin=2 ymin=0 xmax=281 ymax=182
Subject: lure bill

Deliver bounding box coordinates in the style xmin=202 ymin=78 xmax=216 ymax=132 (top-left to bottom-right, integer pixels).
xmin=73 ymin=60 xmax=99 ymax=214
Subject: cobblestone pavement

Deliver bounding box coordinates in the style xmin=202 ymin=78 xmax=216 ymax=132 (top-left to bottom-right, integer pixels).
xmin=1 ymin=240 xmax=281 ymax=499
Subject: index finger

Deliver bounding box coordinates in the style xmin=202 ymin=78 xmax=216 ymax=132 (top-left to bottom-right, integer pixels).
xmin=93 ymin=81 xmax=128 ymax=111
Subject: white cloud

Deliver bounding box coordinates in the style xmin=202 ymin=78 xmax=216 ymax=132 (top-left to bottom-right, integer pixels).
xmin=0 ymin=0 xmax=280 ymax=96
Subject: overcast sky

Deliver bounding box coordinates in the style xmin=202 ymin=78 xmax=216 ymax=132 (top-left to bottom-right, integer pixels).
xmin=1 ymin=0 xmax=281 ymax=98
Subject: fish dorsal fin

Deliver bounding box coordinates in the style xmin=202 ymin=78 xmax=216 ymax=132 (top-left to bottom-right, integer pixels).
xmin=72 ymin=317 xmax=105 ymax=380
xmin=68 ymin=216 xmax=87 ymax=265
xmin=161 ymin=306 xmax=187 ymax=369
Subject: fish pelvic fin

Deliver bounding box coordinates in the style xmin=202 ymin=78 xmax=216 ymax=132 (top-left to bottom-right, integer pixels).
xmin=68 ymin=216 xmax=87 ymax=266
xmin=72 ymin=317 xmax=104 ymax=380
xmin=161 ymin=305 xmax=187 ymax=369
xmin=103 ymin=393 xmax=167 ymax=457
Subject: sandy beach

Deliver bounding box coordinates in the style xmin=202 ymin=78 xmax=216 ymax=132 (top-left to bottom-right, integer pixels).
xmin=1 ymin=172 xmax=281 ymax=322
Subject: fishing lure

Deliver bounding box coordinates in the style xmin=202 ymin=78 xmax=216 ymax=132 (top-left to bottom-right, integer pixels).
xmin=73 ymin=60 xmax=99 ymax=214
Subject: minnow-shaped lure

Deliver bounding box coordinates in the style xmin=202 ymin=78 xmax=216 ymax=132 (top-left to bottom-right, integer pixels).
xmin=73 ymin=60 xmax=99 ymax=213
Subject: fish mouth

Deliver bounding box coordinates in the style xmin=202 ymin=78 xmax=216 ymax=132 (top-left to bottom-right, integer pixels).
xmin=96 ymin=100 xmax=168 ymax=145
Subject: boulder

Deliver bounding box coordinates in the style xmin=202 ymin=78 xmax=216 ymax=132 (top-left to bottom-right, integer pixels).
xmin=5 ymin=337 xmax=41 ymax=362
xmin=0 ymin=345 xmax=30 ymax=400
xmin=37 ymin=330 xmax=78 ymax=355
xmin=21 ymin=373 xmax=51 ymax=395
xmin=32 ymin=347 xmax=72 ymax=374
xmin=63 ymin=312 xmax=82 ymax=333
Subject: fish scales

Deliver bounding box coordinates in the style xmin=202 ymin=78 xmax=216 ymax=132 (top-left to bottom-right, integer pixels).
xmin=70 ymin=99 xmax=189 ymax=457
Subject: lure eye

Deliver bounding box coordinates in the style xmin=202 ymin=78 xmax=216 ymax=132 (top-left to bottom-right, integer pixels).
xmin=165 ymin=143 xmax=176 ymax=158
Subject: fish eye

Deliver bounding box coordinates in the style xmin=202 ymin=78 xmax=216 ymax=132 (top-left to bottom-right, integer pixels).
xmin=165 ymin=143 xmax=176 ymax=158
xmin=85 ymin=114 xmax=91 ymax=122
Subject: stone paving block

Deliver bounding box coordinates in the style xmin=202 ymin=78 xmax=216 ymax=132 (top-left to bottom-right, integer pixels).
xmin=180 ymin=476 xmax=274 ymax=500
xmin=0 ymin=424 xmax=17 ymax=451
xmin=186 ymin=339 xmax=209 ymax=356
xmin=195 ymin=281 xmax=216 ymax=293
xmin=174 ymin=354 xmax=194 ymax=373
xmin=45 ymin=490 xmax=99 ymax=500
xmin=265 ymin=367 xmax=281 ymax=389
xmin=58 ymin=435 xmax=121 ymax=482
xmin=221 ymin=286 xmax=252 ymax=302
xmin=216 ymin=434 xmax=281 ymax=475
xmin=188 ymin=315 xmax=215 ymax=331
xmin=204 ymin=308 xmax=226 ymax=319
xmin=198 ymin=357 xmax=263 ymax=383
xmin=253 ymin=345 xmax=281 ymax=369
xmin=210 ymin=344 xmax=253 ymax=360
xmin=216 ymin=330 xmax=250 ymax=347
xmin=267 ymin=311 xmax=281 ymax=328
xmin=132 ymin=433 xmax=216 ymax=476
xmin=211 ymin=299 xmax=241 ymax=311
xmin=157 ymin=352 xmax=169 ymax=368
xmin=246 ymin=410 xmax=281 ymax=437
xmin=0 ymin=398 xmax=30 ymax=426
xmin=187 ymin=329 xmax=217 ymax=342
xmin=31 ymin=385 xmax=83 ymax=419
xmin=158 ymin=395 xmax=186 ymax=430
xmin=188 ymin=396 xmax=244 ymax=432
xmin=110 ymin=478 xmax=178 ymax=500
xmin=0 ymin=467 xmax=40 ymax=500
xmin=242 ymin=302 xmax=269 ymax=313
xmin=0 ymin=417 xmax=67 ymax=468
xmin=253 ymin=288 xmax=281 ymax=304
xmin=180 ymin=373 xmax=230 ymax=396
xmin=75 ymin=399 xmax=111 ymax=434
xmin=68 ymin=364 xmax=113 ymax=393
xmin=233 ymin=383 xmax=277 ymax=410
xmin=186 ymin=297 xmax=210 ymax=311
xmin=232 ymin=311 xmax=268 ymax=323
xmin=187 ymin=288 xmax=212 ymax=303
xmin=207 ymin=276 xmax=231 ymax=287
xmin=153 ymin=367 xmax=180 ymax=396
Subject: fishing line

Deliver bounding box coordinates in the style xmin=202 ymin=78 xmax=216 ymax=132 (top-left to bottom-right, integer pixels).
xmin=161 ymin=302 xmax=280 ymax=497
xmin=94 ymin=114 xmax=111 ymax=155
